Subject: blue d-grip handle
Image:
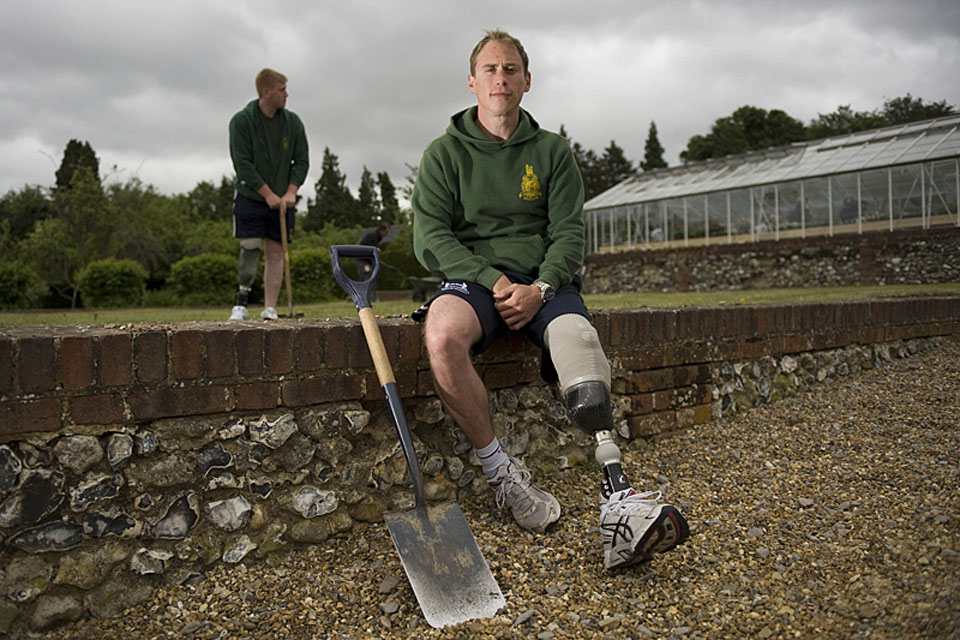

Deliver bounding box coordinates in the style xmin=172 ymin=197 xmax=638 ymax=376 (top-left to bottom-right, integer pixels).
xmin=330 ymin=244 xmax=380 ymax=310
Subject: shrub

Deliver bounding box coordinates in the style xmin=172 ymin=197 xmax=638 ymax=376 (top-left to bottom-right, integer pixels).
xmin=294 ymin=223 xmax=364 ymax=252
xmin=75 ymin=258 xmax=148 ymax=308
xmin=182 ymin=220 xmax=238 ymax=258
xmin=379 ymin=226 xmax=430 ymax=290
xmin=289 ymin=249 xmax=339 ymax=302
xmin=168 ymin=253 xmax=238 ymax=306
xmin=0 ymin=261 xmax=47 ymax=310
xmin=142 ymin=287 xmax=181 ymax=308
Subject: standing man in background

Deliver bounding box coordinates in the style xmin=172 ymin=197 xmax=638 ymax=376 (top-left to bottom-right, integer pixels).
xmin=229 ymin=68 xmax=309 ymax=320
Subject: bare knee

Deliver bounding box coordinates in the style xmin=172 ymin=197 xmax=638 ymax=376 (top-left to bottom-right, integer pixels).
xmin=424 ymin=321 xmax=472 ymax=367
xmin=423 ymin=297 xmax=481 ymax=367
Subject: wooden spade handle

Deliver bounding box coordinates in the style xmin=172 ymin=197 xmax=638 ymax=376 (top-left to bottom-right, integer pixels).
xmin=358 ymin=307 xmax=396 ymax=385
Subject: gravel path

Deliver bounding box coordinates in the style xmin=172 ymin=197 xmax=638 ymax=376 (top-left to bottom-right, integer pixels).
xmin=48 ymin=338 xmax=959 ymax=640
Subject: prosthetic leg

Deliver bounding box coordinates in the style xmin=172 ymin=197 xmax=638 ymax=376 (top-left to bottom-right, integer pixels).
xmin=543 ymin=314 xmax=630 ymax=499
xmin=546 ymin=314 xmax=689 ymax=569
xmin=235 ymin=238 xmax=261 ymax=306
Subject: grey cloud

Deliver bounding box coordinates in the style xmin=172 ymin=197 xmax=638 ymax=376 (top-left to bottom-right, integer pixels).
xmin=1 ymin=0 xmax=958 ymax=196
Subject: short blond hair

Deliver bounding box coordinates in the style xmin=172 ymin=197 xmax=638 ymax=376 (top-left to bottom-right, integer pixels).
xmin=469 ymin=29 xmax=529 ymax=76
xmin=255 ymin=68 xmax=287 ymax=97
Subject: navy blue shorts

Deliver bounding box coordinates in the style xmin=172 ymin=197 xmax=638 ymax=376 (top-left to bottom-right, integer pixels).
xmin=413 ymin=271 xmax=591 ymax=366
xmin=233 ymin=193 xmax=295 ymax=243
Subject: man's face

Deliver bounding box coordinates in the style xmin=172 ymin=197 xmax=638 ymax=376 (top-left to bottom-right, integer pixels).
xmin=263 ymin=82 xmax=288 ymax=110
xmin=468 ymin=41 xmax=530 ymax=118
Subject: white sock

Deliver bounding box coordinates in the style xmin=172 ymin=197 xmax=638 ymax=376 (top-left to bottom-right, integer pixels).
xmin=475 ymin=437 xmax=510 ymax=480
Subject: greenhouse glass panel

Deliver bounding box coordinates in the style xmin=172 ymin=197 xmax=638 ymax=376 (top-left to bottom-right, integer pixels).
xmin=686 ymin=196 xmax=707 ymax=243
xmin=830 ymin=173 xmax=860 ymax=229
xmin=612 ymin=206 xmax=630 ymax=250
xmin=778 ymin=182 xmax=802 ymax=236
xmin=654 ymin=201 xmax=669 ymax=245
xmin=929 ymin=160 xmax=959 ymax=225
xmin=890 ymin=164 xmax=924 ymax=229
xmin=896 ymin=135 xmax=941 ymax=164
xmin=594 ymin=209 xmax=608 ymax=251
xmin=729 ymin=189 xmax=752 ymax=240
xmin=752 ymin=186 xmax=777 ymax=241
xmin=623 ymin=204 xmax=641 ymax=247
xmin=665 ymin=199 xmax=685 ymax=243
xmin=707 ymin=192 xmax=729 ymax=242
xmin=932 ymin=136 xmax=960 ymax=157
xmin=804 ymin=177 xmax=831 ymax=235
xmin=859 ymin=169 xmax=890 ymax=226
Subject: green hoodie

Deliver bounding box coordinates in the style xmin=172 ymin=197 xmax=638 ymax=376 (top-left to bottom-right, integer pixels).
xmin=229 ymin=99 xmax=309 ymax=203
xmin=412 ymin=106 xmax=585 ymax=291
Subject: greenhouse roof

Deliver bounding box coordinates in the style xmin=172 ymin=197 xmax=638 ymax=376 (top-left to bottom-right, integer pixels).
xmin=584 ymin=114 xmax=960 ymax=211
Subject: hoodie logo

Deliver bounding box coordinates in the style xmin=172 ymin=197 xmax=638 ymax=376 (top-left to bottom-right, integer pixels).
xmin=518 ymin=164 xmax=541 ymax=201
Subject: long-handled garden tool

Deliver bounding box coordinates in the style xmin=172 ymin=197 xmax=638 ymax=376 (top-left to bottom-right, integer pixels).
xmin=330 ymin=244 xmax=505 ymax=628
xmin=278 ymin=201 xmax=302 ymax=318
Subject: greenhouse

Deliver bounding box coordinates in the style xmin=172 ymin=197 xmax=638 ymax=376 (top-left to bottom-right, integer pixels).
xmin=583 ymin=114 xmax=960 ymax=253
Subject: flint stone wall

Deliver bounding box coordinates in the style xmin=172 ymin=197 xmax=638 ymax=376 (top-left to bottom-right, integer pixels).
xmin=1 ymin=297 xmax=959 ymax=636
xmin=582 ymin=227 xmax=960 ymax=293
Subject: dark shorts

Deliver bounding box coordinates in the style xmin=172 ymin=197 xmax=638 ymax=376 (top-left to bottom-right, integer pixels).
xmin=233 ymin=193 xmax=295 ymax=243
xmin=412 ymin=271 xmax=591 ymax=382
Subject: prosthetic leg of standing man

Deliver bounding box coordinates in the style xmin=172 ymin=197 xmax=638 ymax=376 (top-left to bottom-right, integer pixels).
xmin=544 ymin=313 xmax=690 ymax=569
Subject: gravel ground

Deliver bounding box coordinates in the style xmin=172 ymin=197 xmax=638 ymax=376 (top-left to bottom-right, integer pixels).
xmin=46 ymin=338 xmax=959 ymax=640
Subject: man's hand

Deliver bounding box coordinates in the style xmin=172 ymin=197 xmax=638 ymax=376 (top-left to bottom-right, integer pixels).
xmin=281 ymin=184 xmax=299 ymax=210
xmin=258 ymin=187 xmax=283 ymax=210
xmin=492 ymin=275 xmax=542 ymax=330
xmin=280 ymin=192 xmax=297 ymax=210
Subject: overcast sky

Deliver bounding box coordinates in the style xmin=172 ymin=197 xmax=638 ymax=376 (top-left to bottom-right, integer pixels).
xmin=2 ymin=0 xmax=958 ymax=202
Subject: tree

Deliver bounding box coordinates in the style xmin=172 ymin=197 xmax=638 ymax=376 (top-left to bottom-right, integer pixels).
xmin=576 ymin=145 xmax=605 ymax=200
xmin=560 ymin=125 xmax=603 ymax=199
xmin=356 ymin=166 xmax=380 ymax=227
xmin=681 ymin=105 xmax=806 ymax=162
xmin=806 ymin=95 xmax=955 ymax=141
xmin=599 ymin=140 xmax=636 ymax=191
xmin=640 ymin=121 xmax=668 ymax=171
xmin=559 ymin=125 xmax=634 ymax=200
xmin=21 ymin=167 xmax=118 ymax=307
xmin=55 ymin=139 xmax=100 ymax=191
xmin=377 ymin=171 xmax=401 ymax=225
xmin=187 ymin=175 xmax=234 ymax=221
xmin=304 ymin=147 xmax=356 ymax=231
xmin=806 ymin=105 xmax=887 ymax=139
xmin=400 ymin=162 xmax=418 ymax=202
xmin=0 ymin=185 xmax=55 ymax=241
xmin=110 ymin=178 xmax=196 ymax=285
xmin=881 ymin=93 xmax=955 ymax=125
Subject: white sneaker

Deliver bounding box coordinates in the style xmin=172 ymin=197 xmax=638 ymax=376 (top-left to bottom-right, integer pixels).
xmin=260 ymin=307 xmax=278 ymax=320
xmin=489 ymin=456 xmax=561 ymax=533
xmin=600 ymin=489 xmax=689 ymax=569
xmin=230 ymin=305 xmax=249 ymax=321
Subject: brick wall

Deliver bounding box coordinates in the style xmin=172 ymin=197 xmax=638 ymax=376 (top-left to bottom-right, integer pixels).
xmin=2 ymin=298 xmax=958 ymax=440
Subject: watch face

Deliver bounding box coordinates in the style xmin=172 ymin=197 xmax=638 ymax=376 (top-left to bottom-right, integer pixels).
xmin=536 ymin=281 xmax=555 ymax=302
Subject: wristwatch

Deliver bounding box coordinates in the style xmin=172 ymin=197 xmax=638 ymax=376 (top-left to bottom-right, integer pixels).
xmin=533 ymin=279 xmax=555 ymax=303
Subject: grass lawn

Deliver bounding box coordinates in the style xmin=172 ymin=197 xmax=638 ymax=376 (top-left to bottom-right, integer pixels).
xmin=1 ymin=283 xmax=957 ymax=328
